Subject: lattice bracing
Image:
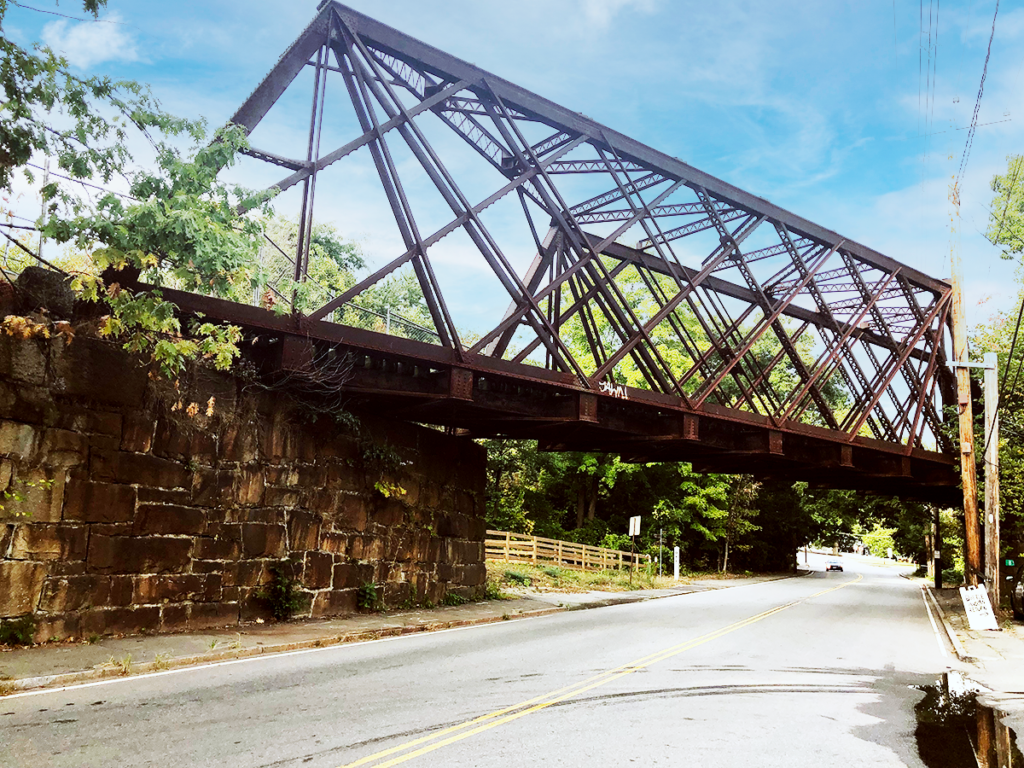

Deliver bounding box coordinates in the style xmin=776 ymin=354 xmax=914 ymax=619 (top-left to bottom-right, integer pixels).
xmin=175 ymin=2 xmax=959 ymax=501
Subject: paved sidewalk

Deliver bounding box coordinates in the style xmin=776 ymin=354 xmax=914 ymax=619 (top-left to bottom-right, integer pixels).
xmin=0 ymin=573 xmax=798 ymax=695
xmin=924 ymin=584 xmax=1024 ymax=732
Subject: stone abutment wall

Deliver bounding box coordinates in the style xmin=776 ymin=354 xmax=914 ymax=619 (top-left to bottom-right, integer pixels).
xmin=0 ymin=333 xmax=486 ymax=643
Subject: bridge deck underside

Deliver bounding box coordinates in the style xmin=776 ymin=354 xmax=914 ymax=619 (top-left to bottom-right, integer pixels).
xmin=166 ymin=289 xmax=959 ymax=506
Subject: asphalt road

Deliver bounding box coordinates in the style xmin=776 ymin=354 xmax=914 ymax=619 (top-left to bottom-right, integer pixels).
xmin=1 ymin=555 xmax=951 ymax=767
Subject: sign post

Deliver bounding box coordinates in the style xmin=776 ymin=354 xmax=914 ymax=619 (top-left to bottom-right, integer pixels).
xmin=673 ymin=546 xmax=680 ymax=580
xmin=628 ymin=516 xmax=641 ymax=587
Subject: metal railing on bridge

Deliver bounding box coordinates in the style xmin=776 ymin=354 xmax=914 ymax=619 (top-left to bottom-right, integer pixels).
xmin=486 ymin=530 xmax=649 ymax=572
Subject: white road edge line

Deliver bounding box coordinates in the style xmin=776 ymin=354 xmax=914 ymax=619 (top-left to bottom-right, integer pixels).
xmin=0 ymin=617 xmax=536 ymax=702
xmin=920 ymin=586 xmax=947 ymax=659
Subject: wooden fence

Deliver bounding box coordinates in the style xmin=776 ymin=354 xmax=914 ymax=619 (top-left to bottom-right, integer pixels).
xmin=485 ymin=530 xmax=648 ymax=572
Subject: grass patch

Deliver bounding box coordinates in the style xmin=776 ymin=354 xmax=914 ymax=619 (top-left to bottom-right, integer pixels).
xmin=488 ymin=563 xmax=679 ymax=593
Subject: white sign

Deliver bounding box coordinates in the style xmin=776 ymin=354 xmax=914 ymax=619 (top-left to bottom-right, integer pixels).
xmin=673 ymin=546 xmax=680 ymax=580
xmin=959 ymin=585 xmax=999 ymax=630
xmin=628 ymin=516 xmax=641 ymax=537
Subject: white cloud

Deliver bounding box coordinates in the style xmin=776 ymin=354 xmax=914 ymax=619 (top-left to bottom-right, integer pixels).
xmin=40 ymin=14 xmax=138 ymax=70
xmin=578 ymin=0 xmax=658 ymax=28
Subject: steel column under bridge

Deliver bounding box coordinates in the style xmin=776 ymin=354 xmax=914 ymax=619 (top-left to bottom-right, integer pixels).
xmin=165 ymin=2 xmax=960 ymax=504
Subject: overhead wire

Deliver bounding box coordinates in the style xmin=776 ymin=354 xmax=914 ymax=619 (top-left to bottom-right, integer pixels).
xmin=954 ymin=0 xmax=1000 ymax=195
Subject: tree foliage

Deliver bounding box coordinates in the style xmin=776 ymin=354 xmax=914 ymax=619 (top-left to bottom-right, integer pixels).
xmin=1 ymin=0 xmax=272 ymax=376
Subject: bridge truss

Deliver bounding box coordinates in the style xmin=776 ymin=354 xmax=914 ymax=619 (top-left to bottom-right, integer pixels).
xmin=166 ymin=2 xmax=958 ymax=502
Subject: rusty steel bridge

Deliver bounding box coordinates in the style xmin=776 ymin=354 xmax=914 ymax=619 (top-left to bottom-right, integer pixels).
xmin=157 ymin=2 xmax=959 ymax=504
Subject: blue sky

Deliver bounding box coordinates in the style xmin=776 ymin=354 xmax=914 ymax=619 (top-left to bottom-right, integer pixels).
xmin=6 ymin=0 xmax=1024 ymax=339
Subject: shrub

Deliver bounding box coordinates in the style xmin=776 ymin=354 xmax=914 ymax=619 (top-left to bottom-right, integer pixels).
xmin=257 ymin=563 xmax=304 ymax=621
xmin=442 ymin=592 xmax=469 ymax=606
xmin=357 ymin=582 xmax=380 ymax=611
xmin=503 ymin=569 xmax=531 ymax=586
xmin=0 ymin=616 xmax=36 ymax=646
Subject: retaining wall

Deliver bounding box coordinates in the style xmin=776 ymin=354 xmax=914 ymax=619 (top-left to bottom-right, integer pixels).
xmin=0 ymin=332 xmax=486 ymax=642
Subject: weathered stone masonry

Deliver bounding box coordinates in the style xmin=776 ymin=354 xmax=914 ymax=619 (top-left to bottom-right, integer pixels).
xmin=0 ymin=333 xmax=486 ymax=643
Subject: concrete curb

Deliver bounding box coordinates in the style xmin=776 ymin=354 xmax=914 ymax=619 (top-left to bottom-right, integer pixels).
xmin=924 ymin=585 xmax=969 ymax=661
xmin=1 ymin=607 xmax=564 ymax=695
xmin=1 ymin=571 xmax=806 ymax=696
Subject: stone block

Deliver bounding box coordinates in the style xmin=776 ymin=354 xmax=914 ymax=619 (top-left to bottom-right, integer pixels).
xmin=220 ymin=423 xmax=257 ymax=464
xmin=160 ymin=604 xmax=189 ymax=633
xmin=239 ymin=588 xmax=274 ymax=622
xmin=461 ymin=563 xmax=487 ymax=587
xmin=189 ymin=431 xmax=217 ymax=467
xmin=332 ymin=562 xmax=374 ymax=590
xmin=32 ymin=613 xmax=81 ymax=643
xmin=191 ymin=468 xmax=234 ymax=508
xmin=303 ymin=551 xmax=333 ymax=589
xmin=133 ymin=504 xmax=207 ymax=535
xmin=320 ymin=531 xmax=346 ymax=554
xmin=55 ymin=409 xmax=122 ymax=438
xmin=91 ymin=451 xmax=191 ymax=490
xmin=120 ymin=413 xmax=155 ymax=453
xmin=241 ymin=523 xmax=285 ymax=558
xmin=383 ymin=581 xmax=411 ymax=605
xmin=38 ymin=575 xmax=110 ymax=613
xmin=0 ymin=560 xmax=46 ymax=616
xmin=304 ymin=488 xmax=337 ymax=516
xmin=39 ymin=428 xmax=88 ymax=468
xmin=264 ymin=466 xmax=298 ymax=487
xmin=374 ymin=499 xmax=406 ymax=528
xmin=287 ymin=510 xmax=321 ymax=551
xmin=0 ymin=420 xmax=40 ymax=461
xmin=310 ymin=588 xmax=357 ymax=617
xmin=264 ymin=486 xmax=301 ymax=508
xmin=51 ymin=336 xmax=147 ymax=407
xmin=133 ymin=574 xmax=206 ymax=604
xmin=437 ymin=563 xmax=455 ymax=582
xmin=63 ymin=479 xmax=136 ymax=523
xmin=87 ymin=535 xmax=192 ymax=574
xmin=109 ymin=575 xmax=134 ymax=606
xmin=0 ymin=335 xmax=47 ymax=385
xmin=193 ymin=536 xmax=241 ymax=561
xmin=235 ymin=467 xmax=265 ymax=506
xmin=80 ymin=606 xmax=160 ymax=638
xmin=10 ymin=523 xmax=87 ymax=561
xmin=152 ymin=417 xmax=191 ymax=460
xmin=336 ymin=495 xmax=367 ymax=532
xmin=1 ymin=467 xmax=65 ymax=522
xmin=235 ymin=560 xmax=270 ymax=588
xmin=188 ymin=602 xmax=238 ymax=631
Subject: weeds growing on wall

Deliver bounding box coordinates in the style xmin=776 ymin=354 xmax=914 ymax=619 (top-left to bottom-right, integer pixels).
xmin=257 ymin=563 xmax=304 ymax=621
xmin=357 ymin=582 xmax=382 ymax=611
xmin=0 ymin=616 xmax=36 ymax=646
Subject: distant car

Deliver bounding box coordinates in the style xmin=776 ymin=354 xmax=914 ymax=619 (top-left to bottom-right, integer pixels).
xmin=826 ymin=559 xmax=843 ymax=572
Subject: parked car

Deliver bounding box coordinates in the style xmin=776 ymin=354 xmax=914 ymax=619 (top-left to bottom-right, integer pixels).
xmin=826 ymin=559 xmax=844 ymax=572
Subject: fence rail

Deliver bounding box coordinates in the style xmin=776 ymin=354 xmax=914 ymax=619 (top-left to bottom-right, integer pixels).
xmin=485 ymin=530 xmax=648 ymax=572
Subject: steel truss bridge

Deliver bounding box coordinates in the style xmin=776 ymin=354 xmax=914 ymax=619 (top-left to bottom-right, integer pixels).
xmin=161 ymin=2 xmax=960 ymax=504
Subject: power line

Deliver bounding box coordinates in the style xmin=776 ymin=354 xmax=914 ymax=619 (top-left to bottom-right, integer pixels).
xmin=9 ymin=1 xmax=127 ymax=24
xmin=954 ymin=0 xmax=1000 ymax=195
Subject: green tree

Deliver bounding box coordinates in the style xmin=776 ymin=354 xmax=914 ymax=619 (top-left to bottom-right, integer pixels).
xmin=987 ymin=154 xmax=1024 ymax=259
xmin=1 ymin=0 xmax=271 ymax=375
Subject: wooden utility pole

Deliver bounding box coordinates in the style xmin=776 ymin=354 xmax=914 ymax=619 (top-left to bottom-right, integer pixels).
xmin=983 ymin=351 xmax=1001 ymax=606
xmin=951 ymin=255 xmax=982 ymax=586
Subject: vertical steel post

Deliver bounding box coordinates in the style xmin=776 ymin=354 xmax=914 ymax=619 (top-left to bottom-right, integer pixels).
xmin=984 ymin=351 xmax=1000 ymax=606
xmin=934 ymin=505 xmax=942 ymax=590
xmin=951 ymin=255 xmax=982 ymax=586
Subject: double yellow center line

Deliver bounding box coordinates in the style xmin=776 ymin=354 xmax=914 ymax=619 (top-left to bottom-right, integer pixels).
xmin=340 ymin=573 xmax=863 ymax=767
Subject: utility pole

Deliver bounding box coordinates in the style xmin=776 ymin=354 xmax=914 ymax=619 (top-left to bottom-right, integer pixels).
xmin=933 ymin=505 xmax=942 ymax=590
xmin=983 ymin=351 xmax=1001 ymax=607
xmin=951 ymin=255 xmax=982 ymax=587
